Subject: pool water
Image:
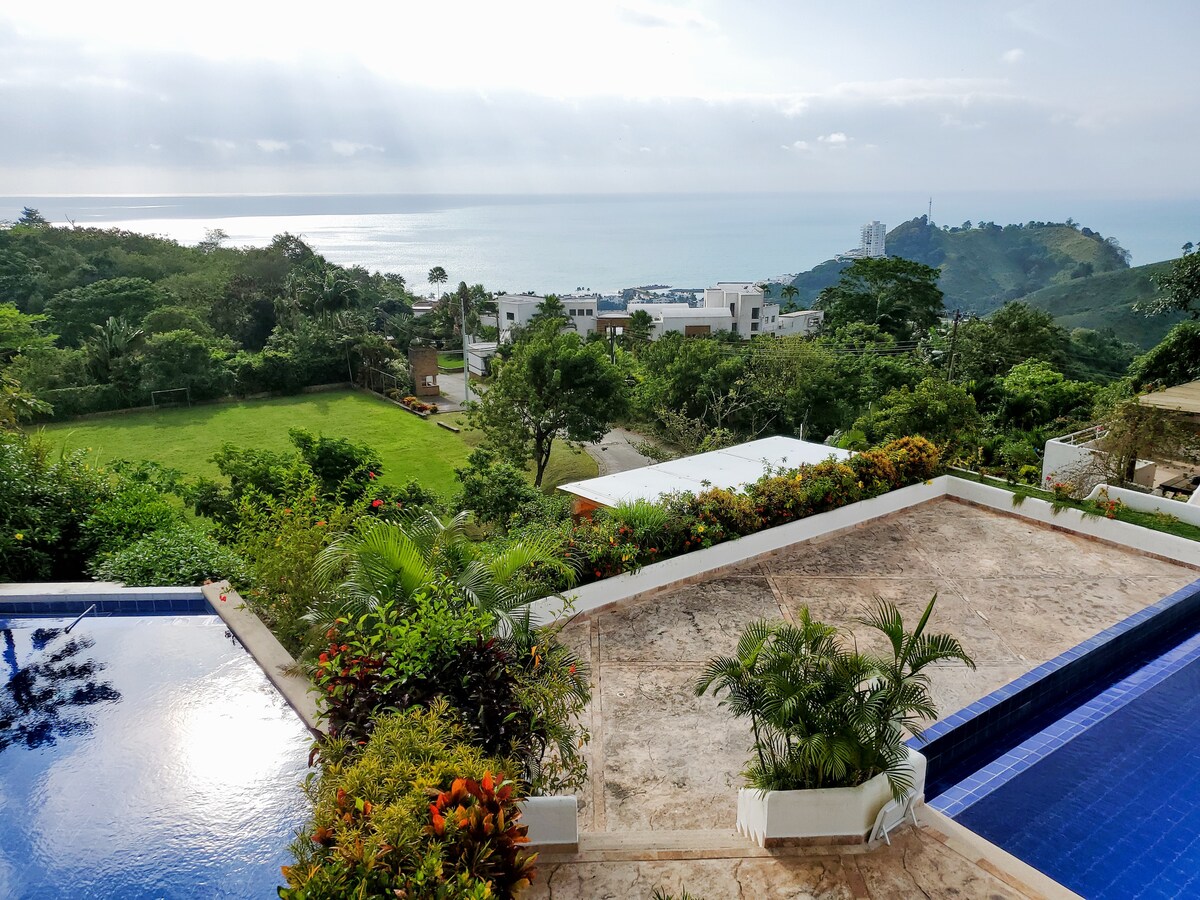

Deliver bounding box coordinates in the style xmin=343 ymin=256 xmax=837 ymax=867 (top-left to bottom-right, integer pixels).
xmin=0 ymin=615 xmax=313 ymax=899
xmin=954 ymin=633 xmax=1200 ymax=900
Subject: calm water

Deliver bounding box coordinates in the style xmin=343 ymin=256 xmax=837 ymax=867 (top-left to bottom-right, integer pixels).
xmin=0 ymin=615 xmax=312 ymax=899
xmin=956 ymin=638 xmax=1200 ymax=899
xmin=8 ymin=192 xmax=1198 ymax=294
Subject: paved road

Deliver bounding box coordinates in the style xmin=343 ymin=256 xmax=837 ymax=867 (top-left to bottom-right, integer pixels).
xmin=585 ymin=427 xmax=659 ymax=477
xmin=434 ymin=370 xmax=473 ymax=412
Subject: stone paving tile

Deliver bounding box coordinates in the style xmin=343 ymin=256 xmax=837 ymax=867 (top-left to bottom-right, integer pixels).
xmin=599 ymin=663 xmax=751 ymax=831
xmin=597 ymin=575 xmax=779 ymax=664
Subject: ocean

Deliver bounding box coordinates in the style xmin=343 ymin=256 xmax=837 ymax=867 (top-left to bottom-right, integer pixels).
xmin=7 ymin=192 xmax=1198 ymax=295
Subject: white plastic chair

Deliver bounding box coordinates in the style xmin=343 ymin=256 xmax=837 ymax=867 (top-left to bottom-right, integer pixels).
xmin=869 ymin=790 xmax=920 ymax=845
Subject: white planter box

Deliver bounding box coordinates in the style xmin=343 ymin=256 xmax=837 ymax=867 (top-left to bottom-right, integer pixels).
xmin=519 ymin=796 xmax=578 ymax=848
xmin=736 ymin=749 xmax=926 ymax=846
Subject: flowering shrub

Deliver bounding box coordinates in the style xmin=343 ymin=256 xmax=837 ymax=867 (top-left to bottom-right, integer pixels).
xmin=400 ymin=395 xmax=440 ymax=415
xmin=566 ymin=436 xmax=941 ymax=585
xmin=281 ymin=704 xmax=535 ymax=899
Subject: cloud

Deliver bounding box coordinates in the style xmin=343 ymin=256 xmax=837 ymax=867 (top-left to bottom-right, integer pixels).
xmin=255 ymin=139 xmax=290 ymax=153
xmin=618 ymin=2 xmax=716 ymax=31
xmin=783 ymin=140 xmax=810 ymax=151
xmin=1002 ymin=48 xmax=1025 ymax=64
xmin=818 ymin=132 xmax=849 ymax=144
xmin=329 ymin=140 xmax=384 ymax=157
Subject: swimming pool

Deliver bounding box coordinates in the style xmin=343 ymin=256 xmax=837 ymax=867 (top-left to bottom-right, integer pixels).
xmin=935 ymin=624 xmax=1200 ymax=898
xmin=0 ymin=614 xmax=313 ymax=899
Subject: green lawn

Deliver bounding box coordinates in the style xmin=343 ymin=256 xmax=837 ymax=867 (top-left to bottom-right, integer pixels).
xmin=437 ymin=352 xmax=464 ymax=369
xmin=38 ymin=390 xmax=597 ymax=496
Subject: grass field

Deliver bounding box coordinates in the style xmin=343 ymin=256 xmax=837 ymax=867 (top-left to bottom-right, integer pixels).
xmin=437 ymin=352 xmax=465 ymax=369
xmin=38 ymin=390 xmax=597 ymax=496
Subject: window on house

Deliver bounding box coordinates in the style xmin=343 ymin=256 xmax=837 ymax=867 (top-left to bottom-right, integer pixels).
xmin=751 ymin=307 xmax=760 ymax=320
xmin=732 ymin=322 xmax=738 ymax=333
xmin=751 ymin=322 xmax=759 ymax=332
xmin=506 ymin=311 xmax=515 ymax=321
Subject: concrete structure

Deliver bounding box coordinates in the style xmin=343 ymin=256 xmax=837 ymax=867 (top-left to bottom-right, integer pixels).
xmin=1139 ymin=380 xmax=1200 ymax=416
xmin=496 ymin=294 xmax=545 ymax=341
xmin=1041 ymin=424 xmax=1155 ymax=492
xmin=624 ymin=302 xmax=732 ymax=337
xmin=466 ymin=341 xmax=498 ymax=378
xmin=407 ymin=347 xmax=440 ymax=398
xmin=559 ymin=435 xmax=851 ymax=515
xmin=625 ymin=281 xmax=791 ymax=339
xmin=521 ymin=477 xmax=1195 ymax=896
xmin=776 ymin=308 xmax=824 ymax=336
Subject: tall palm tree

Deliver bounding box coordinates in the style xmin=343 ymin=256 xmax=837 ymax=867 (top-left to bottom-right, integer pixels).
xmin=85 ymin=317 xmax=144 ymax=383
xmin=427 ymin=266 xmax=448 ymax=300
xmin=780 ymin=284 xmax=800 ymax=312
xmin=311 ymin=509 xmax=578 ymax=633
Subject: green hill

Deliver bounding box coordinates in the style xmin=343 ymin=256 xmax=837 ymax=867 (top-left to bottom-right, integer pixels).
xmin=787 ymin=217 xmax=1131 ymax=314
xmin=1018 ymin=260 xmax=1181 ymax=349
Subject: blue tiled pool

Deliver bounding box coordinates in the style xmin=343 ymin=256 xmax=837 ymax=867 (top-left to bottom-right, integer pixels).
xmin=938 ymin=628 xmax=1200 ymax=899
xmin=0 ymin=613 xmax=312 ymax=899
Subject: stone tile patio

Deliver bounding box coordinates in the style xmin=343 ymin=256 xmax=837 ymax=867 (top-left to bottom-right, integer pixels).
xmin=538 ymin=497 xmax=1196 ymax=897
xmin=560 ymin=498 xmax=1196 ymax=834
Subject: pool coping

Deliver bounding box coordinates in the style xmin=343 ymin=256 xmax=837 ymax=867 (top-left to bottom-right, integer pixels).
xmin=201 ymin=581 xmax=322 ymax=735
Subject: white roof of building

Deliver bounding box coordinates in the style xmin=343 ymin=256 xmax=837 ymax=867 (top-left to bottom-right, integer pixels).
xmin=559 ymin=436 xmax=852 ymax=508
xmin=780 ymin=309 xmax=821 ymax=318
xmin=496 ymin=293 xmax=546 ymax=305
xmin=713 ymin=282 xmax=763 ymax=292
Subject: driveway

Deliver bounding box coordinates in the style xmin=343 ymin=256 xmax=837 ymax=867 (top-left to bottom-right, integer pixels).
xmin=584 ymin=428 xmax=660 ymax=476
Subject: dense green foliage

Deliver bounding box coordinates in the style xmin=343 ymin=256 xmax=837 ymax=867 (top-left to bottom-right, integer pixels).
xmin=696 ymin=596 xmax=973 ymax=795
xmin=815 ymin=257 xmax=945 ymax=340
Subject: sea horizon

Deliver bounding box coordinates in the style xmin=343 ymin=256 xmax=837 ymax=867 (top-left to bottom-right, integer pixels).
xmin=6 ymin=191 xmax=1197 ymax=295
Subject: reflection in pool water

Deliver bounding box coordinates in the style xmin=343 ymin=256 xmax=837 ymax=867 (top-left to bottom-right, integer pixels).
xmin=0 ymin=615 xmax=312 ymax=899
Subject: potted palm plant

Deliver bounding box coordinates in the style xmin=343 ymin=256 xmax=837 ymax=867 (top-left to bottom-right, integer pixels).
xmin=695 ymin=595 xmax=973 ymax=846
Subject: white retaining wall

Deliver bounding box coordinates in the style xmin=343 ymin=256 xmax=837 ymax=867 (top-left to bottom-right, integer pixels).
xmin=528 ymin=475 xmax=1200 ymax=625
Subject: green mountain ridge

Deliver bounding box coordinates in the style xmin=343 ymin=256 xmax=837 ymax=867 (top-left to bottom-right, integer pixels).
xmin=787 ymin=216 xmax=1132 ymax=315
xmin=1018 ymin=260 xmax=1181 ymax=349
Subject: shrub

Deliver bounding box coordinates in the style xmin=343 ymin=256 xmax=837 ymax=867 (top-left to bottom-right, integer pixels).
xmin=79 ymin=482 xmax=180 ymax=556
xmin=37 ymin=384 xmax=125 ymax=418
xmin=90 ymin=524 xmax=248 ymax=586
xmin=879 ymin=435 xmax=939 ymax=482
xmin=280 ymin=703 xmax=534 ymax=899
xmin=456 ymin=450 xmax=542 ymax=530
xmin=0 ymin=431 xmax=111 ymax=580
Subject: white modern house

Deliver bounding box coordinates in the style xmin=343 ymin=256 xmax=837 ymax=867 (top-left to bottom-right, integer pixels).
xmin=776 ymin=309 xmax=824 ymax=337
xmin=702 ymin=282 xmax=779 ymax=336
xmin=839 ymin=221 xmax=888 ymax=260
xmin=624 ymin=303 xmax=734 ymax=337
xmin=496 ymin=293 xmax=597 ymax=342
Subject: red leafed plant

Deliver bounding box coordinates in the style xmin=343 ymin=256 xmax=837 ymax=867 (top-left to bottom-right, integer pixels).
xmin=427 ymin=771 xmax=536 ymax=898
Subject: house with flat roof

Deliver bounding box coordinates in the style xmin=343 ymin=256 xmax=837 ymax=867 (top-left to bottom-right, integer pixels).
xmin=558 ymin=435 xmax=852 ymax=516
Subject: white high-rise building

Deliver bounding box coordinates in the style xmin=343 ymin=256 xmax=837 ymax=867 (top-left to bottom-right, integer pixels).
xmin=860 ymin=221 xmax=887 ymax=257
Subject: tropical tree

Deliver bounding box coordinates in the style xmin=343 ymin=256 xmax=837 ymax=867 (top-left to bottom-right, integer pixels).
xmin=626 ymin=309 xmax=654 ymax=347
xmin=17 ymin=207 xmax=49 ymax=227
xmin=695 ymin=595 xmax=973 ymax=797
xmin=0 ymin=371 xmax=50 ymax=429
xmin=427 ymin=265 xmax=448 ymax=300
xmin=1146 ymin=241 xmax=1200 ymax=317
xmin=780 ymin=284 xmax=800 ymax=312
xmin=467 ymin=328 xmax=627 ymax=486
xmin=85 ymin=316 xmax=144 ymax=383
xmin=527 ymin=294 xmax=569 ymax=331
xmin=0 ymin=303 xmax=54 ymax=361
xmin=312 ymin=509 xmax=578 ymax=631
xmin=816 ymin=257 xmax=944 ymax=341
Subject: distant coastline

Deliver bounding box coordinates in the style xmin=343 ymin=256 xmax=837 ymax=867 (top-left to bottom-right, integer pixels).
xmin=7 ymin=192 xmax=1196 ymax=295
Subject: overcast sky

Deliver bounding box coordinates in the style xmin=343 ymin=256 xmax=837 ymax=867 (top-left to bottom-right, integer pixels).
xmin=2 ymin=1 xmax=1197 ymax=196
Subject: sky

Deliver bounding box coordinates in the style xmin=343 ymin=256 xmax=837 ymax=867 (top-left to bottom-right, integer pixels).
xmin=2 ymin=1 xmax=1197 ymax=196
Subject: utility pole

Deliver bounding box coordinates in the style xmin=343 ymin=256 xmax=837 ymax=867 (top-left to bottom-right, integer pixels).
xmin=946 ymin=309 xmax=961 ymax=381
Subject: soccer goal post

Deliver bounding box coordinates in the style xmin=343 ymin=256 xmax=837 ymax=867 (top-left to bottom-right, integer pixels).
xmin=151 ymin=387 xmax=192 ymax=409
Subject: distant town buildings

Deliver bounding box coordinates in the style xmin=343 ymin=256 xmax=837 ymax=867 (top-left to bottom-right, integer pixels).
xmin=622 ymin=282 xmax=822 ymax=340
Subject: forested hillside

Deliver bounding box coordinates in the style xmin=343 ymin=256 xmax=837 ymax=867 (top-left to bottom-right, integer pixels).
xmin=1018 ymin=260 xmax=1180 ymax=349
xmin=787 ymin=216 xmax=1131 ymax=314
